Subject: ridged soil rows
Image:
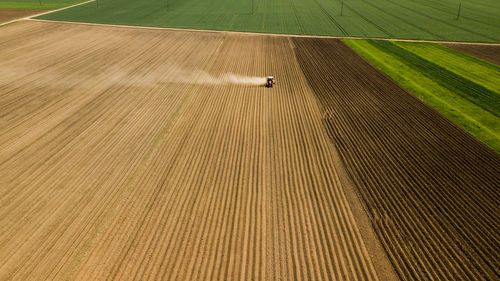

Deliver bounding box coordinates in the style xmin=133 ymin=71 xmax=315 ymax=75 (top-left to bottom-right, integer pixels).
xmin=292 ymin=37 xmax=500 ymax=281
xmin=0 ymin=21 xmax=389 ymax=281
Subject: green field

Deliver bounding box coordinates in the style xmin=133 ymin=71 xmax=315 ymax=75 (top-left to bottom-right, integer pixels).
xmin=0 ymin=0 xmax=82 ymax=9
xmin=344 ymin=39 xmax=500 ymax=153
xmin=37 ymin=0 xmax=500 ymax=42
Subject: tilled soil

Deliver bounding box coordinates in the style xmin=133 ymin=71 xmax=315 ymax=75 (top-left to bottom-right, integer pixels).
xmin=292 ymin=37 xmax=500 ymax=281
xmin=2 ymin=20 xmax=498 ymax=281
xmin=444 ymin=43 xmax=500 ymax=65
xmin=0 ymin=8 xmax=48 ymax=24
xmin=0 ymin=21 xmax=394 ymax=281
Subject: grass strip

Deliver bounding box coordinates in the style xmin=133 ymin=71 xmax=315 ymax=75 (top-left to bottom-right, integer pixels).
xmin=368 ymin=40 xmax=499 ymax=116
xmin=394 ymin=41 xmax=500 ymax=93
xmin=344 ymin=39 xmax=499 ymax=153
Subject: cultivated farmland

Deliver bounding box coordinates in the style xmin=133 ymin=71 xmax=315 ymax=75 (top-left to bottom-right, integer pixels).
xmin=37 ymin=0 xmax=500 ymax=42
xmin=292 ymin=37 xmax=500 ymax=280
xmin=344 ymin=39 xmax=500 ymax=153
xmin=1 ymin=18 xmax=499 ymax=281
xmin=0 ymin=20 xmax=396 ymax=280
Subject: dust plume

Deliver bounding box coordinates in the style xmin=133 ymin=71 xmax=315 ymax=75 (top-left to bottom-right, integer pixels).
xmin=164 ymin=64 xmax=267 ymax=86
xmin=0 ymin=62 xmax=268 ymax=89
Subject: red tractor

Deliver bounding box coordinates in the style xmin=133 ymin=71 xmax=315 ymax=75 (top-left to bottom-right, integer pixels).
xmin=266 ymin=76 xmax=276 ymax=88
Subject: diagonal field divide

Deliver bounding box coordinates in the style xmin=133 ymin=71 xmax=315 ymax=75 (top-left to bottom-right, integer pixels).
xmin=0 ymin=9 xmax=51 ymax=24
xmin=1 ymin=0 xmax=500 ymax=46
xmin=5 ymin=16 xmax=499 ymax=46
xmin=0 ymin=0 xmax=94 ymax=26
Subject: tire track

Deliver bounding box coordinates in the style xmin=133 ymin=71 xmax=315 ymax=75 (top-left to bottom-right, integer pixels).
xmin=312 ymin=0 xmax=348 ymax=36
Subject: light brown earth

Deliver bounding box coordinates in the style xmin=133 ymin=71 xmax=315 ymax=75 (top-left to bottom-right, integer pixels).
xmin=0 ymin=8 xmax=48 ymax=24
xmin=0 ymin=21 xmax=396 ymax=281
xmin=3 ymin=20 xmax=499 ymax=281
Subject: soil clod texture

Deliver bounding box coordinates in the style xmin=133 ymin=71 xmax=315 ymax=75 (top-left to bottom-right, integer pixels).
xmin=444 ymin=43 xmax=500 ymax=65
xmin=292 ymin=37 xmax=500 ymax=281
xmin=0 ymin=21 xmax=395 ymax=281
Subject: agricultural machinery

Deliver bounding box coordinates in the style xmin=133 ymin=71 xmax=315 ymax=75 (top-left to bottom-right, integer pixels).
xmin=266 ymin=76 xmax=276 ymax=88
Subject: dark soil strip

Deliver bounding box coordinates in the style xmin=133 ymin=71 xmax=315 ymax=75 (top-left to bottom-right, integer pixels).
xmin=292 ymin=37 xmax=500 ymax=281
xmin=444 ymin=43 xmax=500 ymax=66
xmin=0 ymin=9 xmax=49 ymax=24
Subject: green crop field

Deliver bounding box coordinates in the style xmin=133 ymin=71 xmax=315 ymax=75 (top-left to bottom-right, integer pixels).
xmin=0 ymin=0 xmax=82 ymax=9
xmin=36 ymin=0 xmax=500 ymax=42
xmin=344 ymin=39 xmax=500 ymax=153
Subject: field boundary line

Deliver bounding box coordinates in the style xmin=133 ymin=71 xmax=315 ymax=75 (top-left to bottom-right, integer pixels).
xmin=287 ymin=37 xmax=398 ymax=281
xmin=23 ymin=18 xmax=500 ymax=46
xmin=0 ymin=0 xmax=95 ymax=27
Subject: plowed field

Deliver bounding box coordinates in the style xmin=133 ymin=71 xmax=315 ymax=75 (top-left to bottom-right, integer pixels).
xmin=443 ymin=43 xmax=500 ymax=65
xmin=292 ymin=37 xmax=500 ymax=281
xmin=0 ymin=21 xmax=396 ymax=280
xmin=2 ymin=20 xmax=499 ymax=281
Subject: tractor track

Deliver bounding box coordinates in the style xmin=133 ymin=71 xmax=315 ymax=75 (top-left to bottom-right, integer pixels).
xmin=288 ymin=0 xmax=305 ymax=34
xmin=381 ymin=0 xmax=497 ymax=42
xmin=311 ymin=0 xmax=348 ymax=36
xmin=334 ymin=0 xmax=392 ymax=38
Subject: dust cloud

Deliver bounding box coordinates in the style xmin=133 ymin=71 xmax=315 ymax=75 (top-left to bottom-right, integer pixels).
xmin=106 ymin=63 xmax=267 ymax=87
xmin=162 ymin=64 xmax=267 ymax=86
xmin=0 ymin=62 xmax=268 ymax=88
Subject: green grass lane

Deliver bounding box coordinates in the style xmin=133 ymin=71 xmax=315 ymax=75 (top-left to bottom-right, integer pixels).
xmin=344 ymin=39 xmax=499 ymax=153
xmin=393 ymin=41 xmax=500 ymax=94
xmin=368 ymin=40 xmax=499 ymax=116
xmin=0 ymin=0 xmax=83 ymax=9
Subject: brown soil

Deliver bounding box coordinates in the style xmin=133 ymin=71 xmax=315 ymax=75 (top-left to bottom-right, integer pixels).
xmin=0 ymin=21 xmax=395 ymax=280
xmin=292 ymin=37 xmax=500 ymax=281
xmin=444 ymin=43 xmax=500 ymax=65
xmin=0 ymin=8 xmax=48 ymax=24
